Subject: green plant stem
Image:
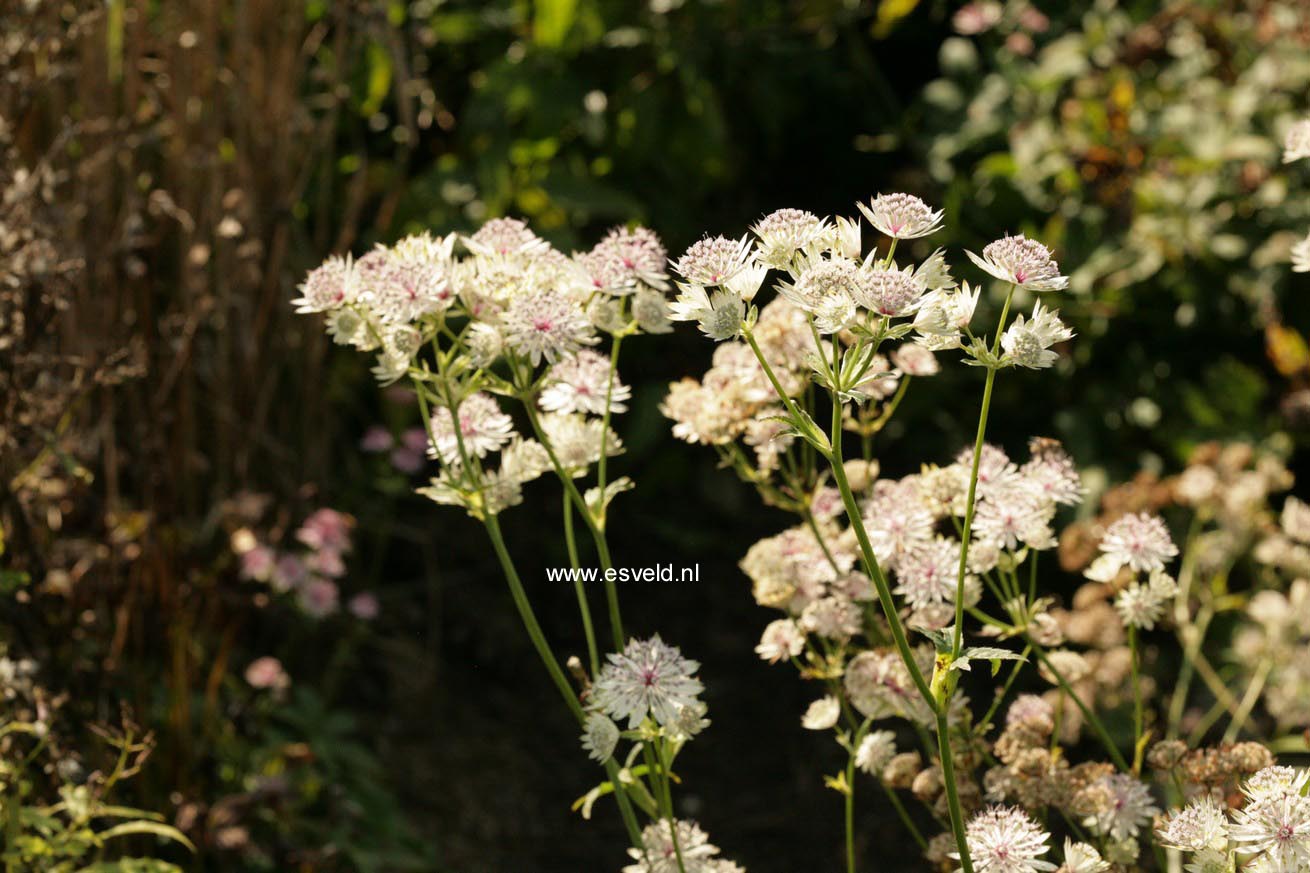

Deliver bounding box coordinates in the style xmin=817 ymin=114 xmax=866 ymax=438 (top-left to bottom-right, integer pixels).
xmin=951 ymin=284 xmax=1015 ymax=658
xmin=845 ymin=750 xmax=857 ymax=873
xmin=1028 ymin=641 xmax=1129 ymax=771
xmin=564 ymin=491 xmax=600 ymax=677
xmin=1128 ymin=626 xmax=1144 ymax=774
xmin=1223 ymin=658 xmax=1272 ymax=743
xmin=596 ymin=334 xmax=623 ymax=515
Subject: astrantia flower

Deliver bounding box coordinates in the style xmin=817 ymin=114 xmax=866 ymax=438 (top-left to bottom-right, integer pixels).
xmin=1282 ymin=496 xmax=1310 ymax=544
xmin=673 ymin=235 xmax=753 ymax=286
xmin=751 ymin=208 xmax=828 ymax=268
xmin=957 ymin=806 xmax=1056 ymax=873
xmin=1019 ymin=438 xmax=1084 ymax=506
xmin=1114 ymin=572 xmax=1177 ymax=630
xmin=892 ymin=343 xmax=940 ymax=376
xmin=1243 ymin=766 xmax=1310 ymax=803
xmin=782 ymin=257 xmax=862 ymax=313
xmin=593 ymin=635 xmax=704 ymax=729
xmin=1087 ymin=512 xmax=1179 ymax=579
xmin=1283 ymin=119 xmax=1310 ymax=163
xmin=967 ymin=234 xmax=1068 ymax=292
xmin=1085 ymin=774 xmax=1158 ymax=841
xmin=464 ymin=216 xmax=550 ymax=259
xmin=580 ymin=712 xmax=620 ymax=763
xmin=1060 ymin=840 xmax=1109 ymax=873
xmin=858 ymin=192 xmax=944 ymax=240
xmin=914 ymin=283 xmax=981 ymax=349
xmin=1291 ymin=232 xmax=1310 ymax=274
xmin=539 ymin=413 xmax=622 ymax=473
xmin=501 ymin=286 xmax=596 ymax=365
xmin=755 ymin=619 xmax=805 ymax=663
xmin=428 ymin=392 xmax=515 ymax=464
xmin=294 ymin=255 xmax=357 ymax=313
xmin=622 ymin=819 xmax=741 ymax=873
xmin=801 ymin=695 xmax=841 ymax=730
xmin=1157 ymin=796 xmax=1229 ymax=852
xmin=853 ymin=266 xmax=927 ymax=318
xmin=894 ymin=536 xmax=968 ymax=609
xmin=1000 ymin=301 xmax=1074 ymax=369
xmin=668 ymin=285 xmax=746 ymax=341
xmin=1228 ymin=791 xmax=1310 ymax=871
xmin=855 ymin=730 xmax=898 ymax=775
xmin=587 ymin=225 xmax=669 ymax=292
xmin=539 ymin=349 xmax=630 ymax=416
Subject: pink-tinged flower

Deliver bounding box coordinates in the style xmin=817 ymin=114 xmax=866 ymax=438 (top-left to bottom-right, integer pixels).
xmin=389 ymin=446 xmax=425 ymax=474
xmin=292 ymin=254 xmax=356 ymax=313
xmin=463 ymin=216 xmax=551 ymax=259
xmin=297 ymin=578 xmax=340 ymax=618
xmin=858 ymin=193 xmax=944 ymax=240
xmin=360 ymin=426 xmax=394 ymax=453
xmin=428 ymin=392 xmax=516 ymax=464
xmin=967 ymin=234 xmax=1068 ymax=292
xmin=592 ymin=635 xmax=704 ymax=729
xmin=271 ymin=554 xmax=306 ymax=592
xmin=1085 ymin=512 xmax=1178 ymax=581
xmin=673 ymin=235 xmax=754 ymax=286
xmin=957 ymin=806 xmax=1056 ymax=873
xmin=500 ymin=286 xmax=597 ymax=365
xmin=307 ymin=548 xmax=347 ymax=579
xmin=245 ymin=656 xmax=290 ymax=691
xmin=347 ymin=592 xmax=380 ymax=620
xmin=295 ymin=508 xmax=354 ymax=553
xmin=400 ymin=427 xmax=428 ymax=453
xmin=239 ymin=545 xmax=276 ymax=582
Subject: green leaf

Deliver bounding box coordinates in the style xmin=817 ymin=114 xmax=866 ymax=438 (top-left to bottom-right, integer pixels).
xmin=533 ymin=0 xmax=577 ymax=48
xmin=94 ymin=821 xmax=196 ymax=853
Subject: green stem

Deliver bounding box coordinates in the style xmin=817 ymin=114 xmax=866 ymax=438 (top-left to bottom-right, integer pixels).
xmin=951 ymin=284 xmax=1015 ymax=658
xmin=565 ymin=491 xmax=600 ymax=676
xmin=880 ymin=780 xmax=928 ymax=852
xmin=596 ymin=334 xmax=624 ymax=518
xmin=1028 ymin=641 xmax=1129 ymax=770
xmin=845 ymin=750 xmax=857 ymax=873
xmin=1128 ymin=626 xmax=1144 ymax=774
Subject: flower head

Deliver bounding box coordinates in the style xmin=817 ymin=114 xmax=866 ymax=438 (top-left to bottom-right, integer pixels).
xmin=539 ymin=349 xmax=630 ymax=416
xmin=1284 ymin=119 xmax=1310 ymax=163
xmin=958 ymin=806 xmax=1056 ymax=873
xmin=1087 ymin=512 xmax=1179 ymax=579
xmin=428 ymin=392 xmax=515 ymax=464
xmin=580 ymin=712 xmax=620 ymax=763
xmin=1157 ymin=796 xmax=1229 ymax=853
xmin=674 ymin=236 xmax=754 ymax=286
xmin=593 ymin=636 xmax=704 ymax=729
xmin=859 ymin=193 xmax=944 ymax=240
xmin=752 ymin=208 xmax=828 ymax=267
xmin=293 ymin=255 xmax=357 ymax=313
xmin=1084 ymin=773 xmax=1158 ymax=841
xmin=855 ymin=730 xmax=898 ymax=775
xmin=623 ymin=820 xmax=741 ymax=873
xmin=801 ymin=695 xmax=841 ymax=730
xmin=1001 ymin=301 xmax=1074 ymax=369
xmin=967 ymin=234 xmax=1068 ymax=292
xmin=501 ymin=286 xmax=596 ymax=365
xmin=464 ymin=216 xmax=550 ymax=259
xmin=855 ymin=266 xmax=928 ymax=317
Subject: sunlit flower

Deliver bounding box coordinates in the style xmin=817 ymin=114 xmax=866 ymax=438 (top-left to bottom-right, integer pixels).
xmin=1000 ymin=301 xmax=1074 ymax=369
xmin=668 ymin=284 xmax=746 ymax=340
xmin=428 ymin=392 xmax=515 ymax=464
xmin=755 ymin=619 xmax=805 ymax=663
xmin=801 ymin=695 xmax=841 ymax=730
xmin=593 ymin=636 xmax=704 ymax=729
xmin=245 ymin=656 xmax=290 ymax=691
xmin=1157 ymin=795 xmax=1229 ymax=852
xmin=674 ymin=235 xmax=754 ymax=286
xmin=1059 ymin=840 xmax=1109 ymax=873
xmin=1229 ymin=791 xmax=1310 ymax=871
xmin=853 ymin=266 xmax=927 ymax=318
xmin=858 ymin=192 xmax=944 ymax=240
xmin=1114 ymin=572 xmax=1177 ymax=630
xmin=1283 ymin=119 xmax=1310 ymax=163
xmin=501 ymin=286 xmax=596 ymax=365
xmin=539 ymin=349 xmax=630 ymax=415
xmin=622 ymin=819 xmax=742 ymax=873
xmin=1291 ymin=232 xmax=1310 ymax=273
xmin=463 ymin=216 xmax=551 ymax=259
xmin=752 ymin=208 xmax=828 ymax=268
xmin=1087 ymin=512 xmax=1179 ymax=579
xmin=957 ymin=806 xmax=1056 ymax=873
xmin=892 ymin=343 xmax=940 ymax=376
xmin=967 ymin=234 xmax=1068 ymax=292
xmin=293 ymin=254 xmax=357 ymax=313
xmin=586 ymin=225 xmax=669 ymax=292
xmin=1085 ymin=774 xmax=1158 ymax=841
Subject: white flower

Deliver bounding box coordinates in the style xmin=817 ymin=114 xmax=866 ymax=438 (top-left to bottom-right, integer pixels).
xmin=294 ymin=254 xmax=357 ymax=313
xmin=957 ymin=806 xmax=1056 ymax=873
xmin=355 ymin=247 xmax=450 ymax=324
xmin=582 ymin=225 xmax=669 ymax=293
xmin=539 ymin=413 xmax=622 ymax=474
xmin=892 ymin=343 xmax=940 ymax=376
xmin=668 ymin=284 xmax=746 ymax=341
xmin=1019 ymin=438 xmax=1084 ymax=507
xmin=1060 ymin=840 xmax=1109 ymax=873
xmin=782 ymin=257 xmax=862 ymax=313
xmin=674 ymin=235 xmax=754 ymax=286
xmin=539 ymin=349 xmax=630 ymax=416
xmin=1281 ymin=496 xmax=1310 ymax=544
xmin=855 ymin=730 xmax=898 ymax=775
xmin=894 ymin=536 xmax=968 ymax=609
xmin=858 ymin=192 xmax=944 ymax=240
xmin=1228 ymin=791 xmax=1310 ymax=871
xmin=967 ymin=234 xmax=1068 ymax=292
xmin=755 ymin=619 xmax=805 ymax=663
xmin=501 ymin=286 xmax=596 ymax=365
xmin=592 ymin=636 xmax=704 ymax=729
xmin=1291 ymin=231 xmax=1310 ymax=273
xmin=622 ymin=820 xmax=742 ymax=873
xmin=1089 ymin=512 xmax=1179 ymax=578
xmin=463 ymin=216 xmax=551 ymax=259
xmin=580 ymin=712 xmax=620 ymax=763
xmin=1115 ymin=572 xmax=1177 ymax=630
xmin=1283 ymin=119 xmax=1310 ymax=163
xmin=801 ymin=695 xmax=841 ymax=730
xmin=1000 ymin=301 xmax=1074 ymax=369
xmin=852 ymin=266 xmax=927 ymax=318
xmin=751 ymin=208 xmax=828 ymax=268
xmin=1085 ymin=774 xmax=1158 ymax=841
xmin=914 ymin=283 xmax=980 ymax=349
xmin=1157 ymin=796 xmax=1230 ymax=853
xmin=427 ymin=392 xmax=515 ymax=464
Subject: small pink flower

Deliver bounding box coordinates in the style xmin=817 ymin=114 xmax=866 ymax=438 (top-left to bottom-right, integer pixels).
xmin=271 ymin=554 xmax=306 ymax=592
xmin=298 ymin=578 xmax=340 ymax=618
xmin=245 ymin=656 xmax=290 ymax=691
xmin=360 ymin=426 xmax=394 ymax=453
xmin=390 ymin=446 xmax=424 ymax=474
xmin=295 ymin=508 xmax=353 ymax=553
xmin=307 ymin=548 xmax=347 ymax=579
xmin=239 ymin=545 xmax=276 ymax=582
xmin=400 ymin=427 xmax=428 ymax=453
xmin=348 ymin=592 xmax=380 ymax=621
